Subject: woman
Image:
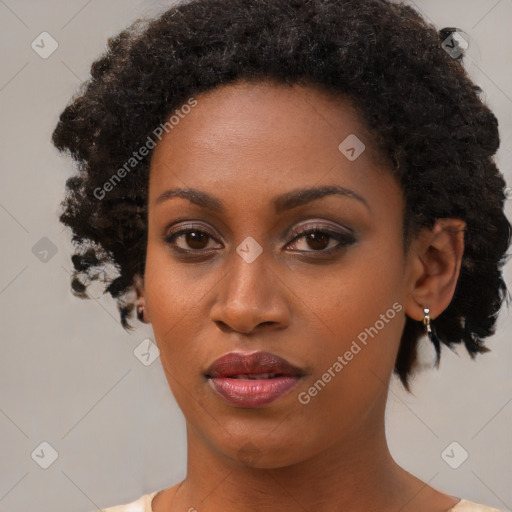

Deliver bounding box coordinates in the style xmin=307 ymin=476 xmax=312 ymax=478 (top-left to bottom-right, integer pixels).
xmin=51 ymin=0 xmax=511 ymax=510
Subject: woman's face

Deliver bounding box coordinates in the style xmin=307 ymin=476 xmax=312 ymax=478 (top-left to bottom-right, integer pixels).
xmin=143 ymin=80 xmax=419 ymax=468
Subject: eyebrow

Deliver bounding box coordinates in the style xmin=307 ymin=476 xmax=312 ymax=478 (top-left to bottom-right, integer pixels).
xmin=154 ymin=184 xmax=370 ymax=214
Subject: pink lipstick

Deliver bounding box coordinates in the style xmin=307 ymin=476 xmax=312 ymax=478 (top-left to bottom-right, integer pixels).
xmin=205 ymin=351 xmax=304 ymax=407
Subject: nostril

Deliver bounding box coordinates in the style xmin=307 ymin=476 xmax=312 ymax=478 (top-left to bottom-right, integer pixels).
xmin=213 ymin=320 xmax=277 ymax=334
xmin=214 ymin=320 xmax=232 ymax=333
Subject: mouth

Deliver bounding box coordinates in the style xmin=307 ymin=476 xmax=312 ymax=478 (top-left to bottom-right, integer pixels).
xmin=221 ymin=373 xmax=286 ymax=379
xmin=205 ymin=351 xmax=305 ymax=407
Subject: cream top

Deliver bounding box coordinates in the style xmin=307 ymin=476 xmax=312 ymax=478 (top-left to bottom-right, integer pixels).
xmin=99 ymin=491 xmax=507 ymax=512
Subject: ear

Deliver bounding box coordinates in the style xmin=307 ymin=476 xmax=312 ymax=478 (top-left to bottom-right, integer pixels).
xmin=404 ymin=218 xmax=466 ymax=323
xmin=133 ymin=273 xmax=150 ymax=323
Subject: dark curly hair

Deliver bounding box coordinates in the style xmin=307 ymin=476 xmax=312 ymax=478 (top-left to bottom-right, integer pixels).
xmin=51 ymin=0 xmax=511 ymax=391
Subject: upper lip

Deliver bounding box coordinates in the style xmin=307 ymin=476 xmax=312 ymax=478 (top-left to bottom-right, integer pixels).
xmin=205 ymin=351 xmax=305 ymax=378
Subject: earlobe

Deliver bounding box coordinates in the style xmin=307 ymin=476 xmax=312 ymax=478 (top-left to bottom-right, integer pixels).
xmin=133 ymin=273 xmax=149 ymax=323
xmin=404 ymin=218 xmax=466 ymax=322
xmin=137 ymin=304 xmax=147 ymax=322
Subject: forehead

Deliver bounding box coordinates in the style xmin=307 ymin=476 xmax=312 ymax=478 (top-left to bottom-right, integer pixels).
xmin=150 ymin=80 xmax=373 ymax=167
xmin=148 ymin=80 xmax=399 ymax=215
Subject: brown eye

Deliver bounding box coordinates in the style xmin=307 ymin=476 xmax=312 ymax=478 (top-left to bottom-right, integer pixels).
xmin=180 ymin=231 xmax=209 ymax=250
xmin=286 ymin=224 xmax=356 ymax=255
xmin=164 ymin=226 xmax=222 ymax=252
xmin=298 ymin=231 xmax=331 ymax=251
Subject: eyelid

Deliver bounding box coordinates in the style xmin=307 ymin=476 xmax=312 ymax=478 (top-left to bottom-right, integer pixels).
xmin=286 ymin=220 xmax=355 ymax=240
xmin=164 ymin=218 xmax=353 ymax=243
xmin=164 ymin=222 xmax=220 ymax=247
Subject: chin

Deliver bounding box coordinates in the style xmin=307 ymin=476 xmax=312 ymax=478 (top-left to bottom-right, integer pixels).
xmin=209 ymin=424 xmax=318 ymax=469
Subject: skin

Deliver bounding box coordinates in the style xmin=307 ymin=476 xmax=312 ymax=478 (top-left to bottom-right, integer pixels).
xmin=134 ymin=80 xmax=466 ymax=512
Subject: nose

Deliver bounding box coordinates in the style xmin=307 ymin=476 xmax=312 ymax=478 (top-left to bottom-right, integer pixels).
xmin=209 ymin=248 xmax=290 ymax=335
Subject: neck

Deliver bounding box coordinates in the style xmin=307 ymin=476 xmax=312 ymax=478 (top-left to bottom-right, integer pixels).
xmin=172 ymin=398 xmax=422 ymax=512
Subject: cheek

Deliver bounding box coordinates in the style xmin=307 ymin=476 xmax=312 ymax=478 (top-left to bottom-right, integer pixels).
xmin=312 ymin=234 xmax=405 ymax=344
xmin=144 ymin=237 xmax=217 ymax=325
xmin=298 ymin=232 xmax=406 ymax=403
xmin=144 ymin=264 xmax=209 ymax=418
xmin=143 ymin=247 xmax=205 ymax=364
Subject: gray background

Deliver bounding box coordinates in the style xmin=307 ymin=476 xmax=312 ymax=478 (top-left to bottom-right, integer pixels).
xmin=0 ymin=1 xmax=511 ymax=511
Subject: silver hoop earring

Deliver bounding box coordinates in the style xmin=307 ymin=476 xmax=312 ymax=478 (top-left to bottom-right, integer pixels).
xmin=422 ymin=306 xmax=442 ymax=368
xmin=423 ymin=308 xmax=431 ymax=333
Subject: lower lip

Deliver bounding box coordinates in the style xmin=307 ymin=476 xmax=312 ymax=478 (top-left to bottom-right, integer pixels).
xmin=208 ymin=376 xmax=301 ymax=407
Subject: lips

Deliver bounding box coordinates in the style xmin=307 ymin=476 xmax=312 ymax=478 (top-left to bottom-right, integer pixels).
xmin=205 ymin=351 xmax=305 ymax=407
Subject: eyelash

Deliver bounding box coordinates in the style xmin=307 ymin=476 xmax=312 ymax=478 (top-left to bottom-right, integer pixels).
xmin=162 ymin=222 xmax=356 ymax=258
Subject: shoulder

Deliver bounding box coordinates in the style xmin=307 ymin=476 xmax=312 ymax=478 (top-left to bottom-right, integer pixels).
xmin=99 ymin=491 xmax=160 ymax=512
xmin=451 ymin=498 xmax=508 ymax=512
